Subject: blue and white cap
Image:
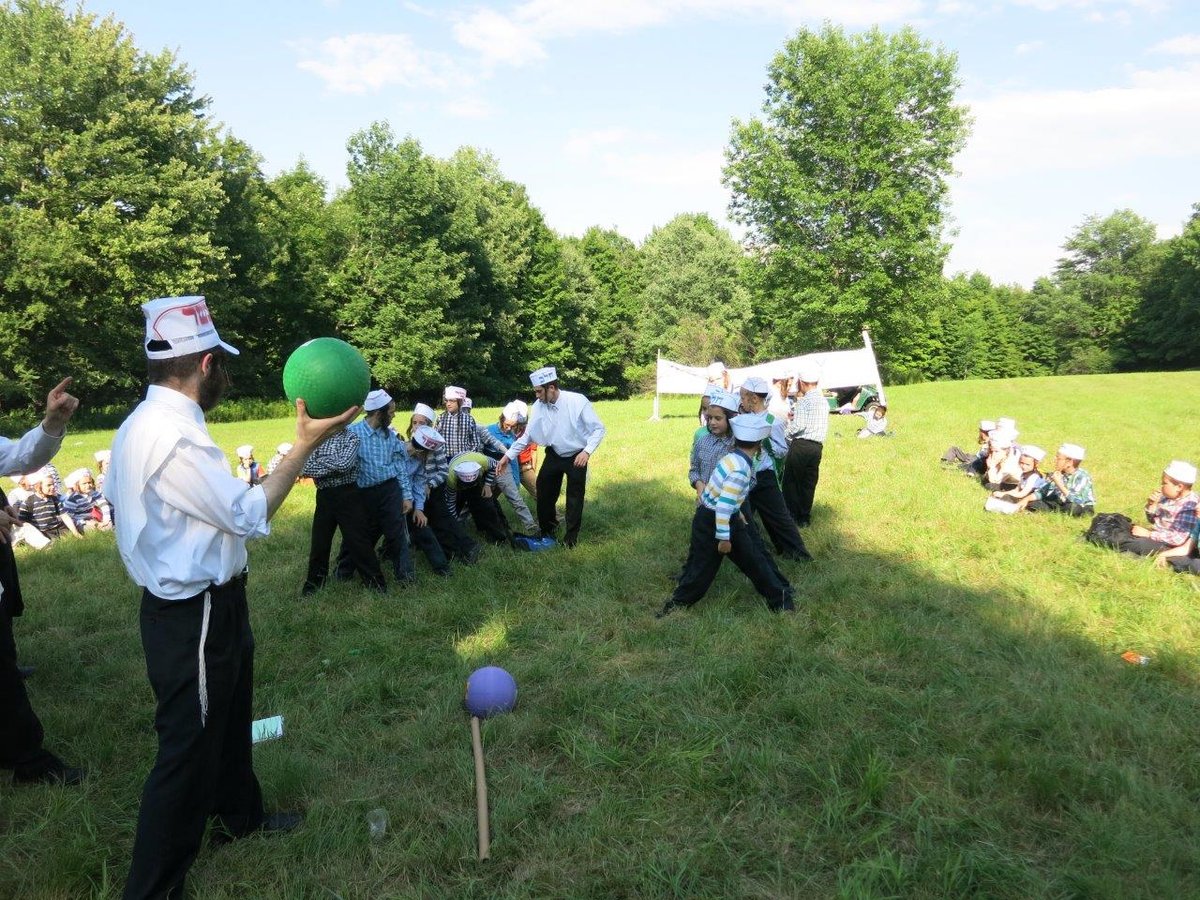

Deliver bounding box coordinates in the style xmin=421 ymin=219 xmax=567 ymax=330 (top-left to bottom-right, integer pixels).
xmin=730 ymin=413 xmax=772 ymax=442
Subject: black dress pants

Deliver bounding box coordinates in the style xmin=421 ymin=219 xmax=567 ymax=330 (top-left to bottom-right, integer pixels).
xmin=337 ymin=479 xmax=412 ymax=582
xmin=783 ymin=438 xmax=823 ymax=525
xmin=747 ymin=470 xmax=811 ymax=560
xmin=537 ymin=450 xmax=587 ymax=547
xmin=451 ymin=482 xmax=512 ymax=545
xmin=407 ymin=509 xmax=451 ymax=574
xmin=1116 ymin=536 xmax=1174 ymax=556
xmin=0 ymin=606 xmax=61 ymax=777
xmin=670 ymin=507 xmax=793 ymax=610
xmin=125 ymin=576 xmax=263 ymax=900
xmin=427 ymin=483 xmax=479 ymax=563
xmin=307 ymin=483 xmax=384 ymax=590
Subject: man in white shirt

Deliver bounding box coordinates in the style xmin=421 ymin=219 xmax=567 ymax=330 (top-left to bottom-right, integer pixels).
xmin=0 ymin=377 xmax=83 ymax=786
xmin=497 ymin=366 xmax=605 ymax=547
xmin=108 ymin=297 xmax=357 ymax=900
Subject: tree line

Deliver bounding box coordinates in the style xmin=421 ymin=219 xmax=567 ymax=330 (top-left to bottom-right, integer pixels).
xmin=1 ymin=1 xmax=1196 ymax=416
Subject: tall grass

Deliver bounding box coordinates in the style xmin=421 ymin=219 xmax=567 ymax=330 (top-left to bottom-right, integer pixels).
xmin=2 ymin=371 xmax=1199 ymax=897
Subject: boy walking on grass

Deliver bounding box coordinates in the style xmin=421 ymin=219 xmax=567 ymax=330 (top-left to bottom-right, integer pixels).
xmin=658 ymin=413 xmax=796 ymax=618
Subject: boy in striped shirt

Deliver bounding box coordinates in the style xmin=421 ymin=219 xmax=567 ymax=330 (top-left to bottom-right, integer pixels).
xmin=658 ymin=413 xmax=796 ymax=617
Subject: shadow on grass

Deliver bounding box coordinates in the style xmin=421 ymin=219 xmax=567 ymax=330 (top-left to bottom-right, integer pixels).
xmin=3 ymin=474 xmax=1200 ymax=897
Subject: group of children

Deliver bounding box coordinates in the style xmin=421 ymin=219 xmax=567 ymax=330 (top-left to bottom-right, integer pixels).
xmin=943 ymin=417 xmax=1200 ymax=574
xmin=7 ymin=451 xmax=113 ymax=549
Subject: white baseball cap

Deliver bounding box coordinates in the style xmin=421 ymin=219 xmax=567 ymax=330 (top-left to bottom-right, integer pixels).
xmin=142 ymin=296 xmax=239 ymax=360
xmin=1164 ymin=460 xmax=1197 ymax=485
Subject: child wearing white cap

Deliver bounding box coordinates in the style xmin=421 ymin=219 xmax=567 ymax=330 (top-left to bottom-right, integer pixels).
xmin=984 ymin=446 xmax=1047 ymax=514
xmin=1027 ymin=443 xmax=1095 ymax=517
xmin=485 ymin=403 xmax=537 ymax=534
xmin=436 ymin=387 xmax=508 ymax=460
xmin=982 ymin=429 xmax=1022 ymax=492
xmin=447 ymin=451 xmax=512 ymax=546
xmin=234 ymin=445 xmax=263 ymax=485
xmin=266 ymin=443 xmax=293 ymax=476
xmin=408 ymin=426 xmax=477 ymax=567
xmin=1117 ymin=461 xmax=1198 ymax=559
xmin=941 ymin=420 xmax=995 ymax=473
xmin=657 ymin=413 xmax=796 ymax=617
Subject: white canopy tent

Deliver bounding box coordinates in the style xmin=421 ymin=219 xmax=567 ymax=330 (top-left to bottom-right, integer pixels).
xmin=650 ymin=330 xmax=885 ymax=420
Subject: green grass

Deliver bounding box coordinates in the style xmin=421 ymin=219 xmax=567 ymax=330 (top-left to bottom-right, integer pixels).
xmin=3 ymin=371 xmax=1200 ymax=898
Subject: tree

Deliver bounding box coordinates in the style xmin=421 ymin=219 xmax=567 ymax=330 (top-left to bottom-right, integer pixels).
xmin=724 ymin=25 xmax=969 ymax=379
xmin=636 ymin=213 xmax=754 ymax=367
xmin=569 ymin=227 xmax=644 ymax=397
xmin=1121 ymin=205 xmax=1200 ymax=369
xmin=1046 ymin=210 xmax=1160 ymax=373
xmin=0 ymin=0 xmax=236 ymax=406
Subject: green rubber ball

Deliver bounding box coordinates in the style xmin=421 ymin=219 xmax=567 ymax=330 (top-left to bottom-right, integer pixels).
xmin=282 ymin=338 xmax=371 ymax=418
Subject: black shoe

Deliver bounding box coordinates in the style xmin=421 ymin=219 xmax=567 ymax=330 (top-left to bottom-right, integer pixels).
xmin=771 ymin=595 xmax=797 ymax=613
xmin=212 ymin=811 xmax=303 ymax=845
xmin=796 ymin=519 xmax=811 ymax=529
xmin=656 ymin=600 xmax=684 ymax=619
xmin=17 ymin=664 xmax=34 ymax=679
xmin=782 ymin=552 xmax=813 ymax=563
xmin=300 ymin=581 xmax=323 ymax=596
xmin=13 ymin=764 xmax=86 ymax=786
xmin=395 ymin=575 xmax=417 ymax=590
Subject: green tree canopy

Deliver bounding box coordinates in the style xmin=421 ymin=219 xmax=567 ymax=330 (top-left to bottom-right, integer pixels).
xmin=724 ymin=24 xmax=969 ymax=379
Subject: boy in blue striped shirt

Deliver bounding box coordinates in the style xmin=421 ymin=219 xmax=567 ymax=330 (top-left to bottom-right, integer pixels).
xmin=658 ymin=413 xmax=796 ymax=617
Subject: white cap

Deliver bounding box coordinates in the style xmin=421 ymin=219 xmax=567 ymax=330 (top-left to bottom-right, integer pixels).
xmin=989 ymin=431 xmax=1014 ymax=450
xmin=276 ymin=442 xmax=293 ymax=455
xmin=93 ymin=449 xmax=111 ymax=463
xmin=741 ymin=376 xmax=769 ymax=395
xmin=979 ymin=420 xmax=996 ymax=432
xmin=444 ymin=385 xmax=467 ymax=401
xmin=463 ymin=397 xmax=473 ymax=409
xmin=706 ymin=361 xmax=726 ymax=378
xmin=730 ymin=412 xmax=772 ymax=442
xmin=1058 ymin=443 xmax=1085 ymax=461
xmin=797 ymin=363 xmax=821 ymax=384
xmin=1021 ymin=445 xmax=1046 ymax=462
xmin=64 ymin=468 xmax=92 ymax=489
xmin=412 ymin=425 xmax=445 ymax=450
xmin=236 ymin=445 xmax=254 ymax=458
xmin=142 ymin=296 xmax=239 ymax=360
xmin=997 ymin=417 xmax=1017 ymax=431
xmin=502 ymin=401 xmax=528 ymax=424
xmin=530 ymin=366 xmax=557 ymax=387
xmin=708 ymin=389 xmax=741 ymax=414
xmin=453 ymin=460 xmax=483 ymax=483
xmin=364 ymin=389 xmax=392 ymax=412
xmin=1165 ymin=460 xmax=1197 ymax=485
xmin=702 ymin=382 xmax=723 ymax=397
xmin=413 ymin=402 xmax=436 ymax=421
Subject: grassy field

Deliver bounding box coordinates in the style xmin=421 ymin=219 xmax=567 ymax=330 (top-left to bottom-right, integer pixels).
xmin=3 ymin=371 xmax=1200 ymax=898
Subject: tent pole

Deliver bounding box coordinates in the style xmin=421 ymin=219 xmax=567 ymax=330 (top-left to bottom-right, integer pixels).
xmin=650 ymin=349 xmax=661 ymax=421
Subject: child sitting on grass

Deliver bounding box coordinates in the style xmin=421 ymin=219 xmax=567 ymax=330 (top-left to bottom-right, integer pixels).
xmin=941 ymin=419 xmax=995 ymax=474
xmin=657 ymin=413 xmax=796 ymax=618
xmin=982 ymin=429 xmax=1022 ymax=491
xmin=984 ymin=445 xmax=1047 ymax=514
xmin=1027 ymin=443 xmax=1095 ymax=517
xmin=1117 ymin=460 xmax=1198 ymax=559
xmin=62 ymin=468 xmax=112 ymax=531
xmin=856 ymin=403 xmax=888 ymax=439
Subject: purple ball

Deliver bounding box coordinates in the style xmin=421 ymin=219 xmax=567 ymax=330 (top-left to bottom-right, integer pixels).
xmin=464 ymin=666 xmax=518 ymax=718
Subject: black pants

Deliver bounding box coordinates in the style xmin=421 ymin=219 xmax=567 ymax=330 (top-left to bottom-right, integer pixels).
xmin=747 ymin=470 xmax=811 ymax=560
xmin=671 ymin=507 xmax=793 ymax=610
xmin=1116 ymin=536 xmax=1174 ymax=556
xmin=1027 ymin=499 xmax=1093 ymax=518
xmin=427 ymin=483 xmax=479 ymax=563
xmin=783 ymin=438 xmax=823 ymax=525
xmin=407 ymin=509 xmax=450 ymax=574
xmin=125 ymin=576 xmax=263 ymax=900
xmin=306 ymin=483 xmax=384 ymax=590
xmin=0 ymin=606 xmax=61 ymax=777
xmin=338 ymin=479 xmax=412 ymax=582
xmin=538 ymin=450 xmax=587 ymax=547
xmin=451 ymin=482 xmax=511 ymax=545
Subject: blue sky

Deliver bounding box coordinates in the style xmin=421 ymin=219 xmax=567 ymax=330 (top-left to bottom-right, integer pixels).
xmin=83 ymin=0 xmax=1200 ymax=287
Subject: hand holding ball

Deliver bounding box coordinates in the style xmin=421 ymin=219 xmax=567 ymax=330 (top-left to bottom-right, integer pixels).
xmin=283 ymin=338 xmax=371 ymax=418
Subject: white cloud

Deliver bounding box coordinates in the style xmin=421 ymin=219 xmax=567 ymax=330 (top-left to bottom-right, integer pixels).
xmin=452 ymin=0 xmax=925 ymax=68
xmin=1010 ymin=0 xmax=1166 ymax=11
xmin=443 ymin=95 xmax=497 ymax=119
xmin=293 ymin=33 xmax=468 ymax=94
xmin=1014 ymin=40 xmax=1044 ymax=55
xmin=1152 ymin=34 xmax=1200 ymax=56
xmin=563 ymin=127 xmax=639 ymax=157
xmin=959 ymin=60 xmax=1200 ymax=179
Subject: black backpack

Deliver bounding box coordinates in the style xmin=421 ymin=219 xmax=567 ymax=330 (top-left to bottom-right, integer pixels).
xmin=1084 ymin=512 xmax=1133 ymax=549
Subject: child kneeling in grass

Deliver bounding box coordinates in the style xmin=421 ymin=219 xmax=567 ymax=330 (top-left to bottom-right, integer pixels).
xmin=657 ymin=413 xmax=796 ymax=618
xmin=984 ymin=445 xmax=1046 ymax=514
xmin=1027 ymin=443 xmax=1095 ymax=518
xmin=1117 ymin=460 xmax=1198 ymax=560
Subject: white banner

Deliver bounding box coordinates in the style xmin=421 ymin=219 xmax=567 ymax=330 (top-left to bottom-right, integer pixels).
xmin=652 ymin=331 xmax=885 ymax=418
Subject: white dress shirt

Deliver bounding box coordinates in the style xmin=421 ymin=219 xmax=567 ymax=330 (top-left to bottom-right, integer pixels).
xmin=106 ymin=385 xmax=269 ymax=600
xmin=506 ymin=389 xmax=605 ymax=461
xmin=0 ymin=423 xmax=63 ymax=480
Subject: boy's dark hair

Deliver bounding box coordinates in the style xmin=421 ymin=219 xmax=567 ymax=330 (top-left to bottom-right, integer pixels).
xmin=147 ymin=348 xmax=222 ymax=385
xmin=734 ymin=438 xmax=762 ymax=452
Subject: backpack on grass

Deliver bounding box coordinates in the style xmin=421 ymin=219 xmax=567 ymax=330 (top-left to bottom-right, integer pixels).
xmin=1084 ymin=512 xmax=1133 ymax=549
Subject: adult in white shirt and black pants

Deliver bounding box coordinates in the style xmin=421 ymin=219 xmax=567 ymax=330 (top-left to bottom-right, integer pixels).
xmin=108 ymin=297 xmax=357 ymax=900
xmin=497 ymin=367 xmax=605 ymax=548
xmin=0 ymin=377 xmax=84 ymax=786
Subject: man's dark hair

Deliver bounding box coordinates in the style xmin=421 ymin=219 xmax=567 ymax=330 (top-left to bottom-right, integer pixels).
xmin=147 ymin=348 xmax=222 ymax=385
